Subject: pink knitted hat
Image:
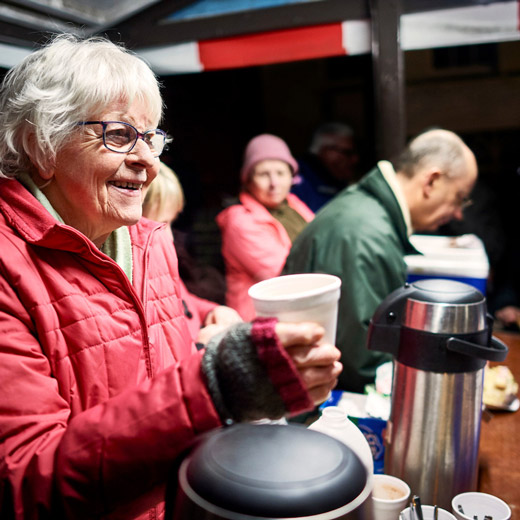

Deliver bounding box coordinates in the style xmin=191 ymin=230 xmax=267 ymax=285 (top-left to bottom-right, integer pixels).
xmin=240 ymin=134 xmax=299 ymax=184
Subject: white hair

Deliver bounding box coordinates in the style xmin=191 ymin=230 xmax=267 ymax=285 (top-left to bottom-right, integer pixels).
xmin=309 ymin=122 xmax=354 ymax=154
xmin=0 ymin=34 xmax=163 ymax=178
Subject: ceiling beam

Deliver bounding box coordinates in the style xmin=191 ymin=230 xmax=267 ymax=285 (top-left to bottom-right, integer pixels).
xmin=0 ymin=0 xmax=509 ymax=51
xmin=115 ymin=0 xmax=369 ymax=50
xmin=370 ymin=0 xmax=406 ymax=160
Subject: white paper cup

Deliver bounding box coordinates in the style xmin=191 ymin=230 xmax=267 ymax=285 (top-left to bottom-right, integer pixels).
xmin=248 ymin=273 xmax=341 ymax=344
xmin=372 ymin=474 xmax=410 ymax=520
xmin=451 ymin=492 xmax=511 ymax=520
xmin=401 ymin=505 xmax=456 ymax=520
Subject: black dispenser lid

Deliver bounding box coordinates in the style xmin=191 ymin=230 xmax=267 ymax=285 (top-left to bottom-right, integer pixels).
xmin=367 ymin=279 xmax=508 ymax=370
xmin=180 ymin=423 xmax=368 ymax=518
xmin=401 ymin=279 xmax=486 ymax=334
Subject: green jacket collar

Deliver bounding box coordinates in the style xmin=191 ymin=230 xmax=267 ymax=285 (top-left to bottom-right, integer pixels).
xmin=357 ymin=167 xmax=418 ymax=255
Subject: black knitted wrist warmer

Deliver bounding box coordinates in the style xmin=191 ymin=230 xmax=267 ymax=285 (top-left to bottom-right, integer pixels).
xmin=201 ymin=322 xmax=286 ymax=423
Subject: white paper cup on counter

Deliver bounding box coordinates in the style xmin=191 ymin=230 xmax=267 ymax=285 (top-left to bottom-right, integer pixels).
xmin=371 ymin=474 xmax=410 ymax=520
xmin=451 ymin=492 xmax=511 ymax=520
xmin=248 ymin=273 xmax=341 ymax=344
xmin=401 ymin=505 xmax=456 ymax=520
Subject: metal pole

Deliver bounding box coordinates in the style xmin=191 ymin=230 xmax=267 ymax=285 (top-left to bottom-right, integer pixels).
xmin=369 ymin=0 xmax=406 ymax=161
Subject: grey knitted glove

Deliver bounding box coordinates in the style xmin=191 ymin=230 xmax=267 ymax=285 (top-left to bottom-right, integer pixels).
xmin=202 ymin=322 xmax=286 ymax=423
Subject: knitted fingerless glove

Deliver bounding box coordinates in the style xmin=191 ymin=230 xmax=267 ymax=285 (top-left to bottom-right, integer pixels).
xmin=202 ymin=317 xmax=313 ymax=423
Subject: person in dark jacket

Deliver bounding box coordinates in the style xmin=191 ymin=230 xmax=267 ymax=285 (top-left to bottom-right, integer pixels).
xmin=291 ymin=122 xmax=360 ymax=212
xmin=0 ymin=35 xmax=342 ymax=520
xmin=284 ymin=129 xmax=478 ymax=393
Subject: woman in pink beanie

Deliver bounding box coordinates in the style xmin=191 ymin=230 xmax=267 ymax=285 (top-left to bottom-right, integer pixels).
xmin=216 ymin=134 xmax=314 ymax=320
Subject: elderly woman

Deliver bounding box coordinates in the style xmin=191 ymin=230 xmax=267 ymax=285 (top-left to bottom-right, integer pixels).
xmin=0 ymin=36 xmax=342 ymax=520
xmin=142 ymin=162 xmax=242 ymax=345
xmin=217 ymin=134 xmax=314 ymax=321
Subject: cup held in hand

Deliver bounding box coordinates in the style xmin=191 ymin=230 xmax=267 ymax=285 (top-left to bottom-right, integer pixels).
xmin=248 ymin=273 xmax=341 ymax=344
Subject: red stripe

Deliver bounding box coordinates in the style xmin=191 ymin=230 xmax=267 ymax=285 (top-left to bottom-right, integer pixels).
xmin=198 ymin=23 xmax=345 ymax=70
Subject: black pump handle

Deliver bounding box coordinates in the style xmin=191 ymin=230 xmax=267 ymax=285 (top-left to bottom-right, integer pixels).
xmin=446 ymin=336 xmax=509 ymax=362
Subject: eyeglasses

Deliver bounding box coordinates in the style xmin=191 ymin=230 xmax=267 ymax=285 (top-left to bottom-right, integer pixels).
xmin=439 ymin=173 xmax=473 ymax=210
xmin=457 ymin=195 xmax=473 ymax=210
xmin=77 ymin=121 xmax=168 ymax=157
xmin=453 ymin=187 xmax=473 ymax=210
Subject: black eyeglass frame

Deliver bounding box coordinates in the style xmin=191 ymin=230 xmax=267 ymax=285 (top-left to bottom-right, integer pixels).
xmin=77 ymin=120 xmax=168 ymax=157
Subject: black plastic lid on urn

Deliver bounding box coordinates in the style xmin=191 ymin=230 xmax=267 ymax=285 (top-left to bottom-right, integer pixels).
xmin=367 ymin=279 xmax=508 ymax=372
xmin=176 ymin=423 xmax=369 ymax=519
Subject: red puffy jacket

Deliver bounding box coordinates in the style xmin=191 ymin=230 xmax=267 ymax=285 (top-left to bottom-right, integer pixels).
xmin=179 ymin=278 xmax=218 ymax=342
xmin=0 ymin=178 xmax=222 ymax=519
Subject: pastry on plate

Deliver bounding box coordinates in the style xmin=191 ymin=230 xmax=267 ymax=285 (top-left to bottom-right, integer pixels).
xmin=483 ymin=365 xmax=519 ymax=410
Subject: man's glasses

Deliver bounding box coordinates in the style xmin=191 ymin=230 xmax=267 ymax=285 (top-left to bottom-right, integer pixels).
xmin=77 ymin=121 xmax=168 ymax=157
xmin=439 ymin=172 xmax=473 ymax=210
xmin=457 ymin=194 xmax=473 ymax=210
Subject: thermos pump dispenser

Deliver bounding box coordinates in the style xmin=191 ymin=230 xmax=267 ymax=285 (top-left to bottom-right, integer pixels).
xmin=367 ymin=278 xmax=508 ymax=509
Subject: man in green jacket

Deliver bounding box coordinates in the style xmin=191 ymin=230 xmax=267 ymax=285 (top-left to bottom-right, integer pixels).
xmin=284 ymin=129 xmax=478 ymax=392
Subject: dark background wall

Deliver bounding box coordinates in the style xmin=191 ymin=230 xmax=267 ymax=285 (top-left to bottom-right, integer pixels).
xmin=160 ymin=53 xmax=376 ymax=214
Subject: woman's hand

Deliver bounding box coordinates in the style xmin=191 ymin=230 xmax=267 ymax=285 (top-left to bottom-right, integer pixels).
xmin=204 ymin=306 xmax=243 ymax=327
xmin=275 ymin=322 xmax=342 ymax=405
xmin=197 ymin=306 xmax=243 ymax=345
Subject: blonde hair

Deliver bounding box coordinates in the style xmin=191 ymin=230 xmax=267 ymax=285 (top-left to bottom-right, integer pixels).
xmin=142 ymin=162 xmax=185 ymax=222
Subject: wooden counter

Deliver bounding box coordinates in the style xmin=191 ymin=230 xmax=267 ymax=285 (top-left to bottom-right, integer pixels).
xmin=478 ymin=330 xmax=520 ymax=514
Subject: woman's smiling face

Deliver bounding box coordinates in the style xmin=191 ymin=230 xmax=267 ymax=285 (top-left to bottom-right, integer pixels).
xmin=38 ymin=98 xmax=160 ymax=247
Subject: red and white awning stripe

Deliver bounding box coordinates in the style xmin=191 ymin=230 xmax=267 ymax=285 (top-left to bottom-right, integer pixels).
xmin=198 ymin=20 xmax=370 ymax=71
xmin=1 ymin=2 xmax=518 ymax=73
xmin=140 ymin=20 xmax=370 ymax=74
xmin=139 ymin=1 xmax=520 ymax=74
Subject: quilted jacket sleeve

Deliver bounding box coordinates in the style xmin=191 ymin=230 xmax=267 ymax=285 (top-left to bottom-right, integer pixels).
xmin=0 ymin=271 xmax=221 ymax=520
xmin=179 ymin=277 xmax=218 ymax=341
xmin=180 ymin=280 xmax=218 ymax=324
xmin=55 ymin=350 xmax=221 ymax=519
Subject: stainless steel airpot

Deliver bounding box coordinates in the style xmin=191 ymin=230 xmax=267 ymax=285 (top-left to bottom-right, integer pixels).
xmin=367 ymin=278 xmax=508 ymax=509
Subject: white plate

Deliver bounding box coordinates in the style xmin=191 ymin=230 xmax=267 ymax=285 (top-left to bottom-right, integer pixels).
xmin=486 ymin=396 xmax=520 ymax=412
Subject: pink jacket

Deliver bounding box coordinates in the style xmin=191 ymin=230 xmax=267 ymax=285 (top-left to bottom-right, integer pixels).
xmin=216 ymin=192 xmax=314 ymax=321
xmin=0 ymin=178 xmax=223 ymax=520
xmin=179 ymin=278 xmax=218 ymax=342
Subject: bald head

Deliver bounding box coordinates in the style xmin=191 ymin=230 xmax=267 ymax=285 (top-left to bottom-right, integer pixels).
xmin=395 ymin=129 xmax=475 ymax=181
xmin=395 ymin=129 xmax=478 ymax=232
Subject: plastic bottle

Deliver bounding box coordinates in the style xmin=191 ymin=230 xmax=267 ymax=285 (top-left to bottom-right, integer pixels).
xmin=308 ymin=406 xmax=374 ymax=477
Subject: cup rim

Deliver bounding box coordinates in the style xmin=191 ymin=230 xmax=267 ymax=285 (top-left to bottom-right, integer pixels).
xmin=371 ymin=474 xmax=411 ymax=503
xmin=451 ymin=491 xmax=511 ymax=519
xmin=401 ymin=505 xmax=456 ymax=519
xmin=248 ymin=273 xmax=341 ymax=302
